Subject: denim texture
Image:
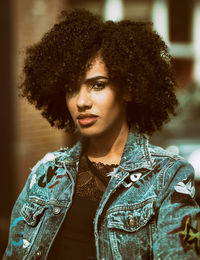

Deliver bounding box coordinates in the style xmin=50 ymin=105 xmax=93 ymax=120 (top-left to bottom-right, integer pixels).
xmin=3 ymin=130 xmax=200 ymax=259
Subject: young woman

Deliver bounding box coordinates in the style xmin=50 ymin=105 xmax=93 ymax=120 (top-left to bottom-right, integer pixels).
xmin=4 ymin=9 xmax=200 ymax=260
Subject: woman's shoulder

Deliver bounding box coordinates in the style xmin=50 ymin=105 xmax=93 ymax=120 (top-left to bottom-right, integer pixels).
xmin=18 ymin=143 xmax=81 ymax=199
xmin=148 ymin=143 xmax=186 ymax=163
xmin=31 ymin=148 xmax=69 ymax=173
xmin=31 ymin=141 xmax=82 ymax=174
xmin=148 ymin=143 xmax=195 ymax=188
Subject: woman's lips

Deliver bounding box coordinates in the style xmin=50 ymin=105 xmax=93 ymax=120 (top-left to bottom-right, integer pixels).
xmin=78 ymin=117 xmax=98 ymax=127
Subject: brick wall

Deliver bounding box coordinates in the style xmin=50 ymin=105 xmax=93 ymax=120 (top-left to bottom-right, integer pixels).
xmin=14 ymin=0 xmax=68 ymax=196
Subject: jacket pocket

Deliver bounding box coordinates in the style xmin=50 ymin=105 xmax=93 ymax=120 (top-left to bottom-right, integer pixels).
xmin=107 ymin=197 xmax=155 ymax=232
xmin=19 ymin=200 xmax=48 ymax=256
xmin=5 ymin=200 xmax=48 ymax=259
xmin=21 ymin=201 xmax=48 ymax=227
xmin=106 ymin=197 xmax=155 ymax=260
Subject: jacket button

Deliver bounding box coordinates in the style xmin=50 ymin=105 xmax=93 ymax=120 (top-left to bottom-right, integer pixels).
xmin=128 ymin=217 xmax=135 ymax=227
xmin=35 ymin=250 xmax=41 ymax=258
xmin=53 ymin=206 xmax=61 ymax=215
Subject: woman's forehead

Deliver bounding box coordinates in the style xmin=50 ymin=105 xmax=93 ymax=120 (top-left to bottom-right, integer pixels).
xmin=85 ymin=56 xmax=108 ymax=79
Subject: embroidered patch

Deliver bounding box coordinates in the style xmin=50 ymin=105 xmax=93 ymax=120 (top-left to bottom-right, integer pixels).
xmin=6 ymin=218 xmax=24 ymax=256
xmin=38 ymin=165 xmax=69 ymax=191
xmin=38 ymin=166 xmax=58 ymax=188
xmin=130 ymin=173 xmax=142 ymax=182
xmin=175 ymin=178 xmax=195 ymax=198
xmin=41 ymin=153 xmax=56 ymax=164
xmin=169 ymin=215 xmax=200 ymax=255
xmin=48 ymin=173 xmax=68 ymax=190
xmin=23 ymin=239 xmax=30 ymax=249
xmin=129 ymin=164 xmax=161 ymax=189
xmin=10 ymin=217 xmax=24 ymax=229
xmin=6 ymin=236 xmax=24 ymax=256
xmin=106 ymin=167 xmax=119 ymax=178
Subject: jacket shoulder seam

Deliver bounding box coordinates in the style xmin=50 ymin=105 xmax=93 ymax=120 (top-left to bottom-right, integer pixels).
xmin=150 ymin=152 xmax=183 ymax=162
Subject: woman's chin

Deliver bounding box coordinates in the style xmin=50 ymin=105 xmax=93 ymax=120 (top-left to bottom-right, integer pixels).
xmin=77 ymin=124 xmax=104 ymax=138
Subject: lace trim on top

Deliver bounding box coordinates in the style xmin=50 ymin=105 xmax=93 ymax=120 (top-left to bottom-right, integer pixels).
xmin=74 ymin=155 xmax=118 ymax=202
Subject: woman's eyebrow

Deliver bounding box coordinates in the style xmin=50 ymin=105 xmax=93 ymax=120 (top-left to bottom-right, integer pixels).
xmin=84 ymin=76 xmax=109 ymax=84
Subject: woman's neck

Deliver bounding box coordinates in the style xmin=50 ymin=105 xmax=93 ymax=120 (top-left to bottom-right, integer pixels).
xmin=87 ymin=122 xmax=129 ymax=165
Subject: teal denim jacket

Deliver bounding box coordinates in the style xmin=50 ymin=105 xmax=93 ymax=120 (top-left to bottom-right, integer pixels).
xmin=3 ymin=130 xmax=200 ymax=259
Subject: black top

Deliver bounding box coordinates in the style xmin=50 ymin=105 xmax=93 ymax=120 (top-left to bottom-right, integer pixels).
xmin=48 ymin=155 xmax=118 ymax=260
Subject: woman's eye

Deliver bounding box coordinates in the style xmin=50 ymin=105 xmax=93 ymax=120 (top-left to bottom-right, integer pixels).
xmin=92 ymin=81 xmax=106 ymax=90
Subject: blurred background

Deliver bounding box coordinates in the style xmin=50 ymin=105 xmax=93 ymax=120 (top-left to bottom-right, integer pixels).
xmin=0 ymin=0 xmax=200 ymax=256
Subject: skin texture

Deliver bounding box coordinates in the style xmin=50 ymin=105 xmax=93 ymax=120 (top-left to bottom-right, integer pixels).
xmin=66 ymin=56 xmax=129 ymax=164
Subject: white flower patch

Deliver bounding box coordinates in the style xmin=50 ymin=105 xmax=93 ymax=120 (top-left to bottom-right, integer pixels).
xmin=23 ymin=239 xmax=30 ymax=248
xmin=175 ymin=178 xmax=195 ymax=198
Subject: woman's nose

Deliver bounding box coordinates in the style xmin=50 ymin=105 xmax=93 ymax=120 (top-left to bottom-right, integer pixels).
xmin=76 ymin=86 xmax=92 ymax=110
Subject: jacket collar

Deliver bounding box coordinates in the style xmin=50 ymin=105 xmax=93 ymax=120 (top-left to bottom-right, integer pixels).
xmin=57 ymin=127 xmax=154 ymax=172
xmin=119 ymin=129 xmax=154 ymax=172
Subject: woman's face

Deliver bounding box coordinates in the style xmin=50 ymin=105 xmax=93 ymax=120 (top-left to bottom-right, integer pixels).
xmin=66 ymin=56 xmax=128 ymax=137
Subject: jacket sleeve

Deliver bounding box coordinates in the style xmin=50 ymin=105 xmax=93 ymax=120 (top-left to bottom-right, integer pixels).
xmin=153 ymin=159 xmax=200 ymax=259
xmin=3 ymin=150 xmax=68 ymax=259
xmin=3 ymin=165 xmax=41 ymax=259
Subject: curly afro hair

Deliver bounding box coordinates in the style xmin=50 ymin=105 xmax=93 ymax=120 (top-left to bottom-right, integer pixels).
xmin=20 ymin=8 xmax=178 ymax=135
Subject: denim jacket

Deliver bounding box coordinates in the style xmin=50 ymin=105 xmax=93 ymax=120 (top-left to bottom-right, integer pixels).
xmin=4 ymin=130 xmax=200 ymax=259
